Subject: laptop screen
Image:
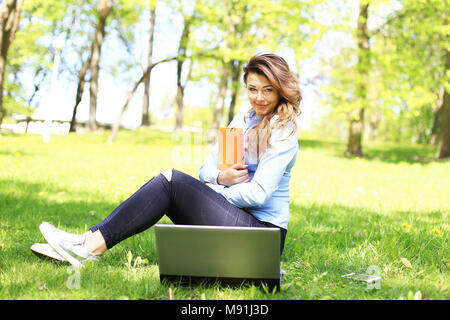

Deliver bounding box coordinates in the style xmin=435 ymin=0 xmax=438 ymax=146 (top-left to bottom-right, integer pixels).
xmin=154 ymin=224 xmax=280 ymax=280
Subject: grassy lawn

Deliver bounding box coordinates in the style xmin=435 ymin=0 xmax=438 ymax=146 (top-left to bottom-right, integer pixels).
xmin=0 ymin=128 xmax=448 ymax=300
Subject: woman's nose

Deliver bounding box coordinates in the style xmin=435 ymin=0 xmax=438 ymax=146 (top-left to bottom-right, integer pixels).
xmin=256 ymin=91 xmax=264 ymax=101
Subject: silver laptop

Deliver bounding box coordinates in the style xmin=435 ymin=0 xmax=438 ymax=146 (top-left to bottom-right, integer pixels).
xmin=154 ymin=224 xmax=281 ymax=290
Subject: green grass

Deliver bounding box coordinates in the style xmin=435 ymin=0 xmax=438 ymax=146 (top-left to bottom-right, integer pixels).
xmin=0 ymin=128 xmax=448 ymax=300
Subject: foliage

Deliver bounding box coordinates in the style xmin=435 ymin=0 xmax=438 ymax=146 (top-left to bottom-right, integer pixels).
xmin=319 ymin=0 xmax=449 ymax=146
xmin=1 ymin=0 xmax=448 ymax=149
xmin=5 ymin=0 xmax=97 ymax=115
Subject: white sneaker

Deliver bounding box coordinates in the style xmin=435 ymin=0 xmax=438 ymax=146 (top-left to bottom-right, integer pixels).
xmin=39 ymin=222 xmax=99 ymax=268
xmin=30 ymin=243 xmax=66 ymax=262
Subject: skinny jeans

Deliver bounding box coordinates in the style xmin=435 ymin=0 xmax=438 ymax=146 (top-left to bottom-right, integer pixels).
xmin=90 ymin=169 xmax=286 ymax=254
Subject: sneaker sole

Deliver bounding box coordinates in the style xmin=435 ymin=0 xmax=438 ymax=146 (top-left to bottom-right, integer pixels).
xmin=39 ymin=224 xmax=83 ymax=268
xmin=30 ymin=243 xmax=67 ymax=262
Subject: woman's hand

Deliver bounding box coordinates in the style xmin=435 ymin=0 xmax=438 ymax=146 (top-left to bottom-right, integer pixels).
xmin=217 ymin=163 xmax=250 ymax=187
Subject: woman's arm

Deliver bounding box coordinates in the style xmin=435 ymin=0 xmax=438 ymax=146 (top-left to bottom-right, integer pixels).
xmin=219 ymin=124 xmax=298 ymax=208
xmin=199 ymin=109 xmax=249 ymax=185
xmin=198 ymin=143 xmax=221 ymax=184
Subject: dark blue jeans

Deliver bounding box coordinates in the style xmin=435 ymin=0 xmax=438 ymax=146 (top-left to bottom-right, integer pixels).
xmin=91 ymin=169 xmax=286 ymax=254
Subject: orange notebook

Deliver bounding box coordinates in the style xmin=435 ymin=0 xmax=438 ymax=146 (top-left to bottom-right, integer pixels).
xmin=218 ymin=127 xmax=244 ymax=170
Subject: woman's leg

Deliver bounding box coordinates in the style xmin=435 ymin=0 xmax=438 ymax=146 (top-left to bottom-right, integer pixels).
xmin=89 ymin=169 xmax=286 ymax=252
xmin=89 ymin=173 xmax=172 ymax=250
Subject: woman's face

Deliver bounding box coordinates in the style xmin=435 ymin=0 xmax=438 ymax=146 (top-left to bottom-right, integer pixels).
xmin=246 ymin=72 xmax=280 ymax=116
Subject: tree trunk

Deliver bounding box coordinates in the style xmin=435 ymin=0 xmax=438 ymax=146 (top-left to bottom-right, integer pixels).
xmin=174 ymin=19 xmax=190 ymax=131
xmin=27 ymin=67 xmax=48 ymax=106
xmin=430 ymin=84 xmax=444 ymax=146
xmin=175 ymin=72 xmax=184 ymax=130
xmin=346 ymin=108 xmax=365 ymax=157
xmin=228 ymin=59 xmax=242 ymax=124
xmin=88 ymin=0 xmax=112 ymax=131
xmin=70 ymin=54 xmax=92 ymax=132
xmin=436 ymin=49 xmax=450 ymax=159
xmin=369 ymin=109 xmax=381 ymax=141
xmin=346 ymin=1 xmax=369 ymax=157
xmin=0 ymin=0 xmax=22 ymax=125
xmin=141 ymin=3 xmax=156 ymax=127
xmin=208 ymin=63 xmax=230 ymax=143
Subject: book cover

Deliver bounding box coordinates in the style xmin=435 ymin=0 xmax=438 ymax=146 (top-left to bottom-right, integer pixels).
xmin=218 ymin=127 xmax=244 ymax=170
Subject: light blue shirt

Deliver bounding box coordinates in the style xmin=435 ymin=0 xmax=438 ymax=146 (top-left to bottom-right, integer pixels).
xmin=199 ymin=108 xmax=299 ymax=229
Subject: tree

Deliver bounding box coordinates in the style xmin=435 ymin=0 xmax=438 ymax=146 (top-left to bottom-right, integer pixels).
xmin=346 ymin=0 xmax=369 ymax=157
xmin=210 ymin=62 xmax=230 ymax=137
xmin=437 ymin=49 xmax=450 ymax=159
xmin=318 ymin=0 xmax=446 ymax=154
xmin=141 ymin=0 xmax=157 ymax=127
xmin=430 ymin=84 xmax=444 ymax=146
xmin=228 ymin=59 xmax=242 ymax=124
xmin=107 ymin=55 xmax=176 ymax=143
xmin=174 ymin=2 xmax=195 ymax=131
xmin=69 ymin=54 xmax=92 ymax=132
xmin=0 ymin=0 xmax=22 ymax=125
xmin=4 ymin=0 xmax=98 ymax=129
xmin=194 ymin=0 xmax=323 ymax=140
xmin=108 ymin=0 xmax=177 ymax=143
xmin=88 ymin=0 xmax=113 ymax=131
xmin=379 ymin=0 xmax=449 ymax=157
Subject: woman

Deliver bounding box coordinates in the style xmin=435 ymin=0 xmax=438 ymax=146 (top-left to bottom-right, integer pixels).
xmin=32 ymin=52 xmax=301 ymax=268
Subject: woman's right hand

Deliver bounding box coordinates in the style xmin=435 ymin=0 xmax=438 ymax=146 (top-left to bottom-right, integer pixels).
xmin=217 ymin=163 xmax=250 ymax=187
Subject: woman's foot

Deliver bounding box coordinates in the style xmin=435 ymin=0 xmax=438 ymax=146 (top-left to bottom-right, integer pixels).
xmin=39 ymin=222 xmax=99 ymax=268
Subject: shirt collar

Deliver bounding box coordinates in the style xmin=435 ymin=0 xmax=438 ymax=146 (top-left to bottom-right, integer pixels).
xmin=245 ymin=108 xmax=263 ymax=123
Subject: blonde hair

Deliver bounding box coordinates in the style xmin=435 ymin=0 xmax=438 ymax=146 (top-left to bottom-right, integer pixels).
xmin=243 ymin=53 xmax=301 ymax=160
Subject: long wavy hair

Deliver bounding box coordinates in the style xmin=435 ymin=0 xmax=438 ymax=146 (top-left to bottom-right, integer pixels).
xmin=243 ymin=53 xmax=301 ymax=160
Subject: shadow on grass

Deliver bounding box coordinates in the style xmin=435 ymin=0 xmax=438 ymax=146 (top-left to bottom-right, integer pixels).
xmin=3 ymin=130 xmax=445 ymax=165
xmin=299 ymin=139 xmax=346 ymax=151
xmin=299 ymin=138 xmax=444 ymax=165
xmin=363 ymin=145 xmax=441 ymax=165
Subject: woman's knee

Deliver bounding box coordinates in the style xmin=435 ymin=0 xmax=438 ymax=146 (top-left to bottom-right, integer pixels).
xmin=160 ymin=169 xmax=195 ymax=186
xmin=161 ymin=169 xmax=173 ymax=182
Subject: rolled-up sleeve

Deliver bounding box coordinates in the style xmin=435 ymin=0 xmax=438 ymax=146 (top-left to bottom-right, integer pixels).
xmin=218 ymin=124 xmax=298 ymax=208
xmin=199 ymin=143 xmax=221 ymax=184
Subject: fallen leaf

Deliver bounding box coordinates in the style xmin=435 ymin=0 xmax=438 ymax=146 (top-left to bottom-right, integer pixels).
xmin=400 ymin=257 xmax=412 ymax=268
